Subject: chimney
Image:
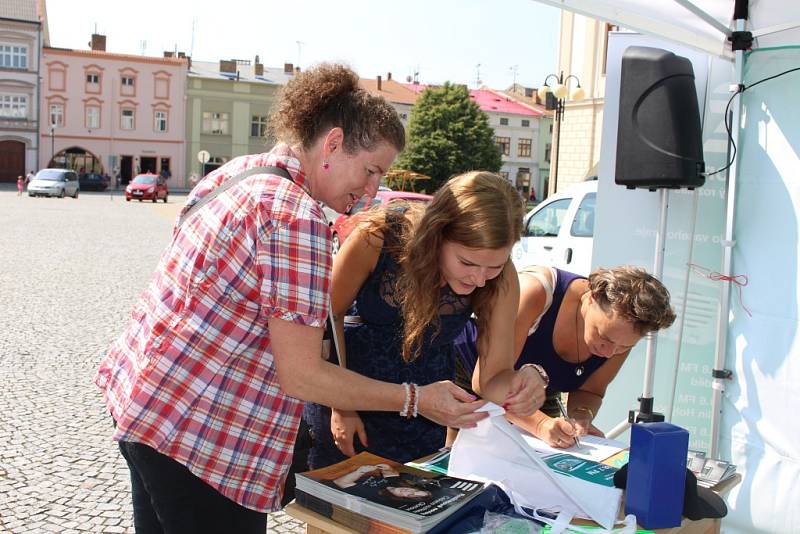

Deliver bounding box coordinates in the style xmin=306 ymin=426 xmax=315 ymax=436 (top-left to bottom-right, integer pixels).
xmin=255 ymin=62 xmax=263 ymax=76
xmin=387 ymin=72 xmax=392 ymax=81
xmin=90 ymin=33 xmax=106 ymax=52
xmin=377 ymin=75 xmax=382 ymax=91
xmin=284 ymin=62 xmax=294 ymax=74
xmin=220 ymin=59 xmax=237 ymax=74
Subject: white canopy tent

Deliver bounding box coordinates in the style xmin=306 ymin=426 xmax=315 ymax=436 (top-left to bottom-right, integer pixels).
xmin=526 ymin=1 xmax=800 ymax=532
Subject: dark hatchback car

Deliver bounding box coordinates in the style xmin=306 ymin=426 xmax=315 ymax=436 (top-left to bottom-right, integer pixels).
xmin=78 ymin=172 xmax=110 ymax=191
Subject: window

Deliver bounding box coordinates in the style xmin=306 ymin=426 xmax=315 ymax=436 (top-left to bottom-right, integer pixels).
xmin=518 ymin=138 xmax=532 ymax=158
xmin=500 ymin=171 xmax=509 ymax=182
xmin=203 ymin=111 xmax=230 ymax=135
xmin=154 ymin=78 xmax=169 ymax=99
xmin=250 ymin=115 xmax=268 ymax=137
xmin=499 ymin=117 xmax=509 ymax=126
xmin=49 ymin=103 xmax=64 ymax=126
xmin=570 ymin=193 xmax=596 ymax=238
xmin=521 ymin=119 xmax=530 ymax=127
xmin=0 ymin=94 xmax=27 ymax=118
xmin=121 ymin=109 xmax=135 ymax=130
xmin=87 ymin=73 xmax=99 ymax=83
xmin=545 ymin=143 xmax=552 ymax=163
xmin=0 ymin=44 xmax=28 ymax=69
xmin=154 ymin=110 xmax=168 ymax=132
xmin=121 ymin=76 xmax=135 ymax=87
xmin=86 ymin=105 xmax=100 ymax=128
xmin=495 ymin=136 xmax=510 ymax=156
xmin=549 ymin=124 xmax=553 ymax=134
xmin=525 ymin=198 xmax=571 ymax=237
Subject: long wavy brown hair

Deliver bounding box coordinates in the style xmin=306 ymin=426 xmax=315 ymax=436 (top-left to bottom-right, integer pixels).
xmin=356 ymin=172 xmax=524 ymax=362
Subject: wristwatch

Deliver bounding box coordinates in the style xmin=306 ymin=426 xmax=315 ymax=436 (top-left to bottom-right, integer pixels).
xmin=524 ymin=363 xmax=549 ymax=388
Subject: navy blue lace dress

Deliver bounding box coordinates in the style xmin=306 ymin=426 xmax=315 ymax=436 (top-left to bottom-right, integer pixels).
xmin=304 ymin=215 xmax=472 ymax=469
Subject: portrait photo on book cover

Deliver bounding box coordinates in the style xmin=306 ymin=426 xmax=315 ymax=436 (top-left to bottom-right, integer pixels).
xmin=321 ymin=463 xmax=472 ymax=513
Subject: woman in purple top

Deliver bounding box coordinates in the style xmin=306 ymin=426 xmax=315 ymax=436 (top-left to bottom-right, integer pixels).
xmin=454 ymin=265 xmax=675 ymax=448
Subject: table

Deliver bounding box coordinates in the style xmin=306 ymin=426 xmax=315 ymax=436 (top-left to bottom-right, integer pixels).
xmin=284 ymin=474 xmax=740 ymax=534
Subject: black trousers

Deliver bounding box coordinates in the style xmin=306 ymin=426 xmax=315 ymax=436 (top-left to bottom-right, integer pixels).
xmin=118 ymin=441 xmax=267 ymax=534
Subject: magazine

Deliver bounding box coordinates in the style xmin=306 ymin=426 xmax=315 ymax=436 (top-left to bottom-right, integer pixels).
xmin=294 ymin=451 xmax=489 ymax=533
xmin=696 ymin=457 xmax=737 ymax=488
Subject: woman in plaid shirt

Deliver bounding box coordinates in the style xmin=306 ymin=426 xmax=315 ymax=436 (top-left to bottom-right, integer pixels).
xmin=96 ymin=64 xmax=491 ymax=533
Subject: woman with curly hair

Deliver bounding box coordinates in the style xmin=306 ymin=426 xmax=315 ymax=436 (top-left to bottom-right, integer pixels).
xmin=96 ymin=63 xmax=490 ymax=532
xmin=454 ymin=265 xmax=676 ymax=448
xmin=304 ymin=171 xmax=548 ymax=469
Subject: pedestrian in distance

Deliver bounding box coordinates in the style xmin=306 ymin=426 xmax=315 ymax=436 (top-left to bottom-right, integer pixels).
xmin=17 ymin=175 xmax=24 ymax=196
xmin=453 ymin=265 xmax=676 ymax=448
xmin=303 ymin=171 xmax=549 ymax=471
xmin=26 ymin=170 xmax=35 ymax=186
xmin=95 ymin=63 xmax=489 ymax=534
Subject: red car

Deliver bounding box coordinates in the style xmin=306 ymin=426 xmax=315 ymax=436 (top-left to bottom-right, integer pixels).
xmin=331 ymin=190 xmax=432 ymax=252
xmin=125 ymin=173 xmax=168 ymax=202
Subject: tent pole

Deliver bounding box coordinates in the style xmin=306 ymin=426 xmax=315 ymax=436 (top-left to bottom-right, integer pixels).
xmin=634 ymin=189 xmax=669 ymax=423
xmin=709 ymin=16 xmax=747 ymax=459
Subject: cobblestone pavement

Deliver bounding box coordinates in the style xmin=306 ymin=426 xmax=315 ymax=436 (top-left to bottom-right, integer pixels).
xmin=0 ymin=188 xmax=305 ymax=533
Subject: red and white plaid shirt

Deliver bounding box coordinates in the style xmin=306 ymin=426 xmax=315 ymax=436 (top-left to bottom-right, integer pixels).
xmin=96 ymin=144 xmax=331 ymax=512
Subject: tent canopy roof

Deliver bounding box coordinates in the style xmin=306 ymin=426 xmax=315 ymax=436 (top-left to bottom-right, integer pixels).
xmin=531 ymin=0 xmax=800 ymax=58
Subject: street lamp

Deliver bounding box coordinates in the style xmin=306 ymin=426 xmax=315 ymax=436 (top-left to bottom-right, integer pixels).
xmin=50 ymin=122 xmax=56 ymax=168
xmin=538 ymin=72 xmax=585 ymax=195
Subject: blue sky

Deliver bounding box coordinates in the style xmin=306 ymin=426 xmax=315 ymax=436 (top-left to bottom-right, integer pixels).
xmin=45 ymin=0 xmax=561 ymax=89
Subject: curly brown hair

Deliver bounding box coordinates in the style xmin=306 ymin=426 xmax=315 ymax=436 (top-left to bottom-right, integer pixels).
xmin=269 ymin=63 xmax=405 ymax=154
xmin=356 ymin=172 xmax=524 ymax=363
xmin=588 ymin=266 xmax=677 ymax=335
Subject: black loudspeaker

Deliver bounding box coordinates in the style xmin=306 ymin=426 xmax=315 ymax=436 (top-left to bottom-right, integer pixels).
xmin=615 ymin=46 xmax=705 ymax=190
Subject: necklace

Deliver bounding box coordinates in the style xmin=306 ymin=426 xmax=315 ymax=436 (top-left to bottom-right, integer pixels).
xmin=574 ymin=294 xmax=586 ymax=376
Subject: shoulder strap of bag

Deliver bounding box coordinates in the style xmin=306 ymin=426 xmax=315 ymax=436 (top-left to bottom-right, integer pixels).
xmin=178 ymin=165 xmax=292 ymax=228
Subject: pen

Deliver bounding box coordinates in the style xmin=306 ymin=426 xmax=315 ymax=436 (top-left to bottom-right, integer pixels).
xmin=555 ymin=396 xmax=581 ymax=448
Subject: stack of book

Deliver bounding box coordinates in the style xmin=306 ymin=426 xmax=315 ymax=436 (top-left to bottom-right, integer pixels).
xmin=295 ymin=451 xmax=490 ymax=534
xmin=687 ymin=450 xmax=737 ymax=488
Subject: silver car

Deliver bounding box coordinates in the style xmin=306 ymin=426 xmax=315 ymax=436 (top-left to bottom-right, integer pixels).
xmin=28 ymin=169 xmax=80 ymax=198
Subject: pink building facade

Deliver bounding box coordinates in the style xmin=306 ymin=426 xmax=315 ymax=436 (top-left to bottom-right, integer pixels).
xmin=39 ymin=43 xmax=187 ymax=185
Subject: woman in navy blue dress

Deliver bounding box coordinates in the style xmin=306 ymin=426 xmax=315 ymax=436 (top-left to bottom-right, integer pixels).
xmin=304 ymin=172 xmax=548 ymax=468
xmin=453 ymin=265 xmax=676 ymax=448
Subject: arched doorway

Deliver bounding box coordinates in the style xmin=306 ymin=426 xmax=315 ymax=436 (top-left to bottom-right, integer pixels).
xmin=49 ymin=146 xmax=104 ymax=176
xmin=0 ymin=140 xmax=25 ymax=182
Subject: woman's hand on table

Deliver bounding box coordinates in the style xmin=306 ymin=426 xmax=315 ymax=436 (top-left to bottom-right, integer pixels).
xmin=417 ymin=381 xmax=488 ymax=428
xmin=331 ymin=409 xmax=367 ymax=457
xmin=502 ymin=365 xmax=547 ymax=417
xmin=571 ymin=408 xmax=604 ymax=437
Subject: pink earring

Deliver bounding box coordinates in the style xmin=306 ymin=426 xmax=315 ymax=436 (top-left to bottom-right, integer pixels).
xmin=322 ymin=161 xmax=330 ymax=170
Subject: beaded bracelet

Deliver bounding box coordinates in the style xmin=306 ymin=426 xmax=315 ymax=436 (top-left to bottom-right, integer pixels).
xmin=400 ymin=382 xmax=411 ymax=417
xmin=411 ymin=383 xmax=419 ymax=418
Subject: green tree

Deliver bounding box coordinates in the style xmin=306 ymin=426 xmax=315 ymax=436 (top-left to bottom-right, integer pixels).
xmin=396 ymin=82 xmax=502 ymax=192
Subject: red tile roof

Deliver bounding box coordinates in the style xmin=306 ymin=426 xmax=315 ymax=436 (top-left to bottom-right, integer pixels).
xmin=469 ymin=88 xmax=543 ymax=117
xmin=359 ymin=78 xmax=419 ymax=105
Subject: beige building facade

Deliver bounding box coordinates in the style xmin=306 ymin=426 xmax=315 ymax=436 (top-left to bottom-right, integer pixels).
xmin=550 ymin=11 xmax=616 ymax=195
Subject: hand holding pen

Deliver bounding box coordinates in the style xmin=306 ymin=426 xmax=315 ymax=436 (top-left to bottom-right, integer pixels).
xmin=555 ymin=396 xmax=582 ymax=448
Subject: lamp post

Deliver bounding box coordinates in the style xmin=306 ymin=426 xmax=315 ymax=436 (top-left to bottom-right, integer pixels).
xmin=537 ymin=72 xmax=585 ymax=195
xmin=49 ymin=123 xmax=55 ymax=167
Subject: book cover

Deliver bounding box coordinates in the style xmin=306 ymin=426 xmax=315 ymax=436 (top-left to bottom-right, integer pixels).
xmin=295 ymin=451 xmax=488 ymax=532
xmin=541 ymin=452 xmax=618 ymax=487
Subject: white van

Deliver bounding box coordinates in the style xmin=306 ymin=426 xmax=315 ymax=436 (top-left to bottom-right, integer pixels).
xmin=27 ymin=168 xmax=80 ymax=198
xmin=512 ymin=180 xmax=597 ymax=275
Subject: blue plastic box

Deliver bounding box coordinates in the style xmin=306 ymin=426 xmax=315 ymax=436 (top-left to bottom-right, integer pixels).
xmin=625 ymin=422 xmax=689 ymax=529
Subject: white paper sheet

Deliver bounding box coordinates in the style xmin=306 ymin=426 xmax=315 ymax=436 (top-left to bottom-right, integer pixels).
xmin=518 ymin=431 xmax=627 ymax=463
